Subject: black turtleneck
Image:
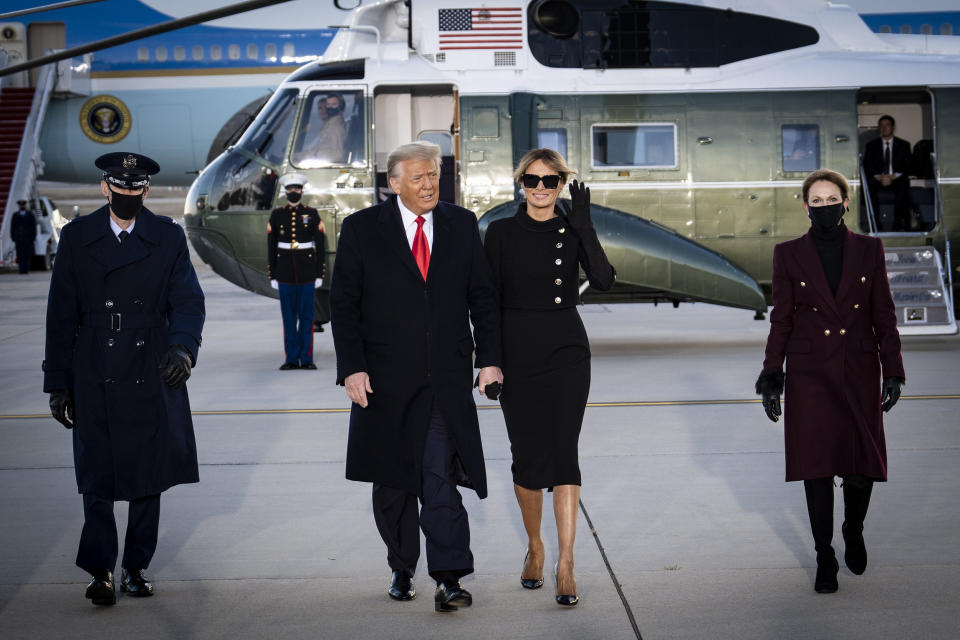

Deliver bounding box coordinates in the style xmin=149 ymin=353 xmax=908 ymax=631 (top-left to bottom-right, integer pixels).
xmin=810 ymin=221 xmax=845 ymax=296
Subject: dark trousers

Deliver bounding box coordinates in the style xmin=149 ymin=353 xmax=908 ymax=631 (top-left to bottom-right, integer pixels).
xmin=76 ymin=493 xmax=161 ymax=575
xmin=870 ymin=176 xmax=911 ymax=231
xmin=372 ymin=405 xmax=473 ymax=583
xmin=15 ymin=241 xmax=32 ymax=273
xmin=278 ymin=282 xmax=315 ymax=365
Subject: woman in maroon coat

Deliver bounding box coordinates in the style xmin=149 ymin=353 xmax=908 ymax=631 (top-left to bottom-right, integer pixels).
xmin=756 ymin=169 xmax=905 ymax=594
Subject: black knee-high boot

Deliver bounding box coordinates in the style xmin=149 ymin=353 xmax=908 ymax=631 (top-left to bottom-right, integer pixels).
xmin=842 ymin=474 xmax=874 ymax=575
xmin=804 ymin=477 xmax=839 ymax=593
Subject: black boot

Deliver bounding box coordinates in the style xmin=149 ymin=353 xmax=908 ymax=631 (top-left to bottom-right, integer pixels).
xmin=804 ymin=477 xmax=838 ymax=594
xmin=842 ymin=474 xmax=874 ymax=575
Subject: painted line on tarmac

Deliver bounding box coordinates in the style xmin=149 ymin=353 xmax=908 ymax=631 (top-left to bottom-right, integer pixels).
xmin=580 ymin=498 xmax=644 ymax=640
xmin=2 ymin=394 xmax=959 ymax=420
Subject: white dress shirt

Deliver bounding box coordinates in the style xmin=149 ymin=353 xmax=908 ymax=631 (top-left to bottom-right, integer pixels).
xmin=396 ymin=196 xmax=433 ymax=251
xmin=109 ymin=217 xmax=136 ymax=240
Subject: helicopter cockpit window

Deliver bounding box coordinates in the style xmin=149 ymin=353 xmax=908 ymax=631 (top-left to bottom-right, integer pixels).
xmin=592 ymin=123 xmax=676 ymax=169
xmin=235 ymin=88 xmax=297 ymax=166
xmin=781 ymin=124 xmax=820 ymax=173
xmin=291 ymin=90 xmax=366 ymax=168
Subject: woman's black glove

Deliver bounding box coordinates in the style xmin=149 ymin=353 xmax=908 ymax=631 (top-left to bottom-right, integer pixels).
xmin=566 ymin=180 xmax=593 ymax=230
xmin=755 ymin=371 xmax=784 ymax=423
xmin=49 ymin=389 xmax=74 ymax=429
xmin=880 ymin=377 xmax=904 ymax=412
xmin=161 ymin=344 xmax=193 ymax=389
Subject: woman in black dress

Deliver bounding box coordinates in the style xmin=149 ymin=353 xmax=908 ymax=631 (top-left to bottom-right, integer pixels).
xmin=484 ymin=149 xmax=615 ymax=605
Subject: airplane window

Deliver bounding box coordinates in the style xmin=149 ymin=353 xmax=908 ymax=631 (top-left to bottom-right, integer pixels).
xmin=291 ymin=90 xmax=366 ymax=168
xmin=941 ymin=24 xmax=953 ymax=35
xmin=265 ymin=43 xmax=277 ymax=61
xmin=247 ymin=44 xmax=258 ymax=60
xmin=137 ymin=47 xmax=149 ymax=62
xmin=592 ymin=123 xmax=676 ymax=169
xmin=900 ymin=25 xmax=912 ymax=34
xmin=283 ymin=43 xmax=295 ymax=59
xmin=192 ymin=45 xmax=203 ymax=61
xmin=211 ymin=45 xmax=222 ymax=60
xmin=155 ymin=46 xmax=168 ymax=62
xmin=529 ymin=1 xmax=818 ymax=69
xmin=538 ymin=128 xmax=568 ymax=158
xmin=781 ymin=124 xmax=820 ymax=173
xmin=174 ymin=46 xmax=186 ymax=61
xmin=920 ymin=24 xmax=932 ymax=35
xmin=209 ymin=159 xmax=279 ymax=213
xmin=879 ymin=25 xmax=891 ymax=34
xmin=229 ymin=44 xmax=240 ymax=60
xmin=236 ymin=88 xmax=298 ymax=166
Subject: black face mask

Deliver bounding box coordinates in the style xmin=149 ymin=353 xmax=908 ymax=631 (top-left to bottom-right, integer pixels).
xmin=808 ymin=202 xmax=845 ymax=231
xmin=325 ymin=105 xmax=342 ymax=117
xmin=108 ymin=187 xmax=144 ymax=220
xmin=286 ymin=191 xmax=302 ymax=204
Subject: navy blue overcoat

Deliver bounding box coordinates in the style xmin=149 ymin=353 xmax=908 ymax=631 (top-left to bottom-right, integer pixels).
xmin=43 ymin=206 xmax=205 ymax=500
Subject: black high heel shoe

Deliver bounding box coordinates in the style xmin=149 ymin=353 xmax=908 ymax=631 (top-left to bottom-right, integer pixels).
xmin=554 ymin=562 xmax=579 ymax=606
xmin=521 ymin=548 xmax=543 ymax=589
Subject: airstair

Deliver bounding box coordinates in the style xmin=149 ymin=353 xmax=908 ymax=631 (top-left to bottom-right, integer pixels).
xmin=0 ymin=62 xmax=54 ymax=268
xmin=883 ymin=246 xmax=957 ymax=335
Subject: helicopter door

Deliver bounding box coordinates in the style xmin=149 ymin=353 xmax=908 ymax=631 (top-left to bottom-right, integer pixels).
xmin=856 ymin=88 xmax=937 ymax=234
xmin=373 ymin=85 xmax=459 ymax=204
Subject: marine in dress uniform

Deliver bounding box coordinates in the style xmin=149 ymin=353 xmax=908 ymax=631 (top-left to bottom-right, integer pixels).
xmin=43 ymin=152 xmax=205 ymax=606
xmin=756 ymin=169 xmax=904 ymax=594
xmin=267 ymin=174 xmax=326 ymax=370
xmin=11 ymin=199 xmax=37 ymax=273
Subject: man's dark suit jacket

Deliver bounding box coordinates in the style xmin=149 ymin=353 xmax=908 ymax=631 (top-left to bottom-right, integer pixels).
xmin=330 ymin=196 xmax=501 ymax=498
xmin=863 ymin=136 xmax=911 ymax=180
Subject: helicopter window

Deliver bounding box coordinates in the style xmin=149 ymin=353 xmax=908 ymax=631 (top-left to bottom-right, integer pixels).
xmin=781 ymin=124 xmax=820 ymax=174
xmin=591 ymin=123 xmax=676 ymax=169
xmin=236 ymin=88 xmax=298 ymax=166
xmin=529 ymin=0 xmax=819 ymax=69
xmin=418 ymin=131 xmax=453 ymax=155
xmin=291 ymin=90 xmax=366 ymax=168
xmin=538 ymin=128 xmax=568 ymax=158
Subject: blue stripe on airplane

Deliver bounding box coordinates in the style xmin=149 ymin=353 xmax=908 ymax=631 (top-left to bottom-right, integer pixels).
xmin=859 ymin=11 xmax=960 ymax=35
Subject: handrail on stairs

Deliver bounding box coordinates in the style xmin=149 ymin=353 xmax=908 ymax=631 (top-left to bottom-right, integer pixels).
xmin=858 ymin=153 xmax=879 ymax=235
xmin=930 ymin=152 xmax=954 ymax=316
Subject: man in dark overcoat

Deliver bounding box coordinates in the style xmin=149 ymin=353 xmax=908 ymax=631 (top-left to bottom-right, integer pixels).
xmin=43 ymin=152 xmax=205 ymax=606
xmin=330 ymin=142 xmax=502 ymax=612
xmin=756 ymin=169 xmax=904 ymax=593
xmin=267 ymin=173 xmax=326 ymax=369
xmin=11 ymin=199 xmax=37 ymax=273
xmin=863 ymin=114 xmax=913 ymax=231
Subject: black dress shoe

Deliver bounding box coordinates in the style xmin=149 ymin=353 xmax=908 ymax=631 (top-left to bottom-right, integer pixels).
xmin=814 ymin=553 xmax=839 ymax=594
xmin=300 ymin=362 xmax=318 ymax=370
xmin=520 ymin=549 xmax=543 ymax=589
xmin=279 ymin=362 xmax=299 ymax=370
xmin=85 ymin=570 xmax=116 ymax=606
xmin=388 ymin=571 xmax=415 ymax=601
xmin=121 ymin=568 xmax=154 ymax=597
xmin=842 ymin=522 xmax=868 ymax=575
xmin=434 ymin=580 xmax=472 ymax=612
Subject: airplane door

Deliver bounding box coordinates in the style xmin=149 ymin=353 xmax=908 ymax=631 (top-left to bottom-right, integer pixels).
xmin=26 ymin=22 xmax=64 ymax=86
xmin=373 ymin=85 xmax=458 ymax=204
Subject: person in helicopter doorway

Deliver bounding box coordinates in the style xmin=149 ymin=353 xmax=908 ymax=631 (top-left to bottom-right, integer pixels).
xmin=43 ymin=152 xmax=205 ymax=606
xmin=268 ymin=173 xmax=326 ymax=370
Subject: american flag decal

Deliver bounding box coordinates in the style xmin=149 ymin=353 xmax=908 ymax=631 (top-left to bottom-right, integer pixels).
xmin=438 ymin=7 xmax=523 ymax=50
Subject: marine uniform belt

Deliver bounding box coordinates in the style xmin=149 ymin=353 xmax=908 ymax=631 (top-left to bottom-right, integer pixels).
xmin=80 ymin=311 xmax=164 ymax=331
xmin=277 ymin=241 xmax=314 ymax=249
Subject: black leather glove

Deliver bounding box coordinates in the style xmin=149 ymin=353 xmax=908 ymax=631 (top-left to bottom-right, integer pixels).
xmin=565 ymin=180 xmax=593 ymax=230
xmin=473 ymin=375 xmax=502 ymax=401
xmin=160 ymin=344 xmax=193 ymax=389
xmin=880 ymin=376 xmax=904 ymax=412
xmin=49 ymin=389 xmax=74 ymax=429
xmin=755 ymin=371 xmax=784 ymax=423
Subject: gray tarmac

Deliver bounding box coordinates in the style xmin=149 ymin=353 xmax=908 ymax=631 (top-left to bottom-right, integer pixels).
xmin=0 ymin=186 xmax=958 ymax=639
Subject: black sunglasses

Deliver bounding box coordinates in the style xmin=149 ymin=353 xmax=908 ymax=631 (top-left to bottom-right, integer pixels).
xmin=521 ymin=173 xmax=561 ymax=189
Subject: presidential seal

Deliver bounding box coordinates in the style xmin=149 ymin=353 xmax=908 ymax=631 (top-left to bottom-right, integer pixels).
xmin=79 ymin=95 xmax=132 ymax=144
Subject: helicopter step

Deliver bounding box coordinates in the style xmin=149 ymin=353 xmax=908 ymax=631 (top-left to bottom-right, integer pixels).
xmin=884 ymin=246 xmax=957 ymax=335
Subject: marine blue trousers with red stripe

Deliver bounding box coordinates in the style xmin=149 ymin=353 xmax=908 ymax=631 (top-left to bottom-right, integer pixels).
xmin=278 ymin=282 xmax=315 ymax=366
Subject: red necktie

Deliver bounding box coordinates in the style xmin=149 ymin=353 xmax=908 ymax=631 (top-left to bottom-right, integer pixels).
xmin=412 ymin=215 xmax=430 ymax=280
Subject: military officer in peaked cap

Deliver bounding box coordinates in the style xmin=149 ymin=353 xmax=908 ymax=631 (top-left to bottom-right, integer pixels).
xmin=267 ymin=173 xmax=326 ymax=370
xmin=43 ymin=152 xmax=205 ymax=606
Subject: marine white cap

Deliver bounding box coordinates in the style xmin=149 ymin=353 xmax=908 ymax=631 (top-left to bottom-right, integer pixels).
xmin=280 ymin=173 xmax=309 ymax=189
